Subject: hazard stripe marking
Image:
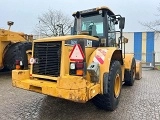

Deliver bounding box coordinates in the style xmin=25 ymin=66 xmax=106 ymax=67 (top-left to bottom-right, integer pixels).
xmin=95 ymin=55 xmax=104 ymax=64
xmin=93 ymin=48 xmax=107 ymax=64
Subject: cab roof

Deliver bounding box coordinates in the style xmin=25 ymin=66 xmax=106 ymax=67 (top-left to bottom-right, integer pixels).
xmin=72 ymin=6 xmax=115 ymax=17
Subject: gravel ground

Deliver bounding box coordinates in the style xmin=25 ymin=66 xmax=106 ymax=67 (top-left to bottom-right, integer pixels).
xmin=0 ymin=70 xmax=160 ymax=120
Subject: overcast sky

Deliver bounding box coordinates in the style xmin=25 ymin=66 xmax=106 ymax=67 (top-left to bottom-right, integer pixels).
xmin=1 ymin=0 xmax=160 ymax=34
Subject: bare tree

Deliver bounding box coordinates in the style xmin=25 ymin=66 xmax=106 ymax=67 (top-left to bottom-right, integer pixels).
xmin=34 ymin=9 xmax=73 ymax=37
xmin=140 ymin=4 xmax=160 ymax=32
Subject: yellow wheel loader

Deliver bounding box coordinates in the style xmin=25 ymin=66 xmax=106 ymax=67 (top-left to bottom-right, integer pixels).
xmin=12 ymin=6 xmax=142 ymax=111
xmin=0 ymin=21 xmax=32 ymax=71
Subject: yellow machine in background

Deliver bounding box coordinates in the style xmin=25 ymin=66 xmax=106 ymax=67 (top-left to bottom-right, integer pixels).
xmin=0 ymin=21 xmax=32 ymax=71
xmin=12 ymin=6 xmax=142 ymax=111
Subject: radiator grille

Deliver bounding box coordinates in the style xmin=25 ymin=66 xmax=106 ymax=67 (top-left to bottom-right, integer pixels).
xmin=33 ymin=41 xmax=61 ymax=77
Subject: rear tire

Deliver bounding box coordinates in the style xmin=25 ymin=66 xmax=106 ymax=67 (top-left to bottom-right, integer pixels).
xmin=3 ymin=41 xmax=32 ymax=71
xmin=124 ymin=58 xmax=136 ymax=86
xmin=92 ymin=61 xmax=122 ymax=111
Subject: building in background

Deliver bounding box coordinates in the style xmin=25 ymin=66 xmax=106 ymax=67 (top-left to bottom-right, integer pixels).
xmin=117 ymin=32 xmax=160 ymax=64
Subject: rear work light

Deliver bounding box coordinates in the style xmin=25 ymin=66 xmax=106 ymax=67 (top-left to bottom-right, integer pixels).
xmin=70 ymin=63 xmax=76 ymax=69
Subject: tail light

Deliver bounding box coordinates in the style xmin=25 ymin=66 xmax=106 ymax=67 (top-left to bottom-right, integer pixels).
xmin=70 ymin=62 xmax=84 ymax=76
xmin=15 ymin=60 xmax=20 ymax=70
xmin=76 ymin=62 xmax=84 ymax=69
xmin=15 ymin=60 xmax=23 ymax=70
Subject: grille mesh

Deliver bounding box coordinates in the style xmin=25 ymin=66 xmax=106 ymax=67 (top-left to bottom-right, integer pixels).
xmin=33 ymin=41 xmax=61 ymax=77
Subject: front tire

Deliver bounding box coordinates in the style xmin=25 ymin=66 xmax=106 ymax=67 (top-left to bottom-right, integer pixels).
xmin=92 ymin=61 xmax=122 ymax=111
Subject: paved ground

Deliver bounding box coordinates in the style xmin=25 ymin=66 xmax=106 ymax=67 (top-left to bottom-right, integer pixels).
xmin=0 ymin=70 xmax=160 ymax=120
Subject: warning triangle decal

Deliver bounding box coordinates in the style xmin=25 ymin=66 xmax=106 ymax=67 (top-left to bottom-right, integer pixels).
xmin=69 ymin=44 xmax=85 ymax=61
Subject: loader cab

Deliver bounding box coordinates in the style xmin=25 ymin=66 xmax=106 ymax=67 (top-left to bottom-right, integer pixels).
xmin=72 ymin=7 xmax=125 ymax=48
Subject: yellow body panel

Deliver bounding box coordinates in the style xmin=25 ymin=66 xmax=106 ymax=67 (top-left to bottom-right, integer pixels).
xmin=12 ymin=70 xmax=30 ymax=82
xmin=31 ymin=74 xmax=59 ymax=81
xmin=123 ymin=53 xmax=134 ymax=70
xmin=12 ymin=70 xmax=100 ymax=103
xmin=34 ymin=35 xmax=98 ymax=42
xmin=0 ymin=29 xmax=26 ymax=42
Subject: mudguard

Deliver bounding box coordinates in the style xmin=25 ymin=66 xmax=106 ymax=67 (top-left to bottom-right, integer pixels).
xmin=123 ymin=54 xmax=134 ymax=70
xmin=87 ymin=47 xmax=123 ymax=93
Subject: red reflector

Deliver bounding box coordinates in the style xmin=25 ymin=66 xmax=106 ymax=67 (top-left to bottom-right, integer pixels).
xmin=69 ymin=44 xmax=85 ymax=62
xmin=76 ymin=62 xmax=84 ymax=69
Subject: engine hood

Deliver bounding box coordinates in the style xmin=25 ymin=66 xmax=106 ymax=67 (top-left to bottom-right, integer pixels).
xmin=34 ymin=35 xmax=98 ymax=42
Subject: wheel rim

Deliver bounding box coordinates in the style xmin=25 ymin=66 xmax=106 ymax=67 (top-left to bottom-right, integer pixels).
xmin=114 ymin=74 xmax=121 ymax=98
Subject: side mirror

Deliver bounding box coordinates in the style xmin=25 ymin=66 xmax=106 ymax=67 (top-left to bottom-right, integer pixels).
xmin=119 ymin=17 xmax=125 ymax=29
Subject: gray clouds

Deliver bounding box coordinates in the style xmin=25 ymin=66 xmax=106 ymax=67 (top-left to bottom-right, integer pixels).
xmin=0 ymin=0 xmax=159 ymax=34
